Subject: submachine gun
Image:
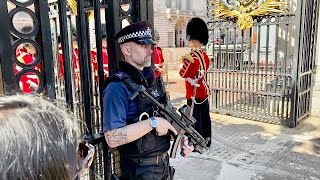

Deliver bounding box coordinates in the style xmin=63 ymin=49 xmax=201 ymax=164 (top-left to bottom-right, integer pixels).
xmin=128 ymin=78 xmax=210 ymax=158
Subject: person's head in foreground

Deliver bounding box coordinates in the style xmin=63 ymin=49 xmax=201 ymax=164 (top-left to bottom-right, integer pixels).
xmin=0 ymin=95 xmax=93 ymax=180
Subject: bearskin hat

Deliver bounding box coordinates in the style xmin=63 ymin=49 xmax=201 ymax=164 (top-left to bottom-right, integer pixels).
xmin=186 ymin=17 xmax=209 ymax=45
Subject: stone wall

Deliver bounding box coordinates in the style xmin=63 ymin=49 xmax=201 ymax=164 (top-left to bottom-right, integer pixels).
xmin=312 ymin=67 xmax=320 ymax=116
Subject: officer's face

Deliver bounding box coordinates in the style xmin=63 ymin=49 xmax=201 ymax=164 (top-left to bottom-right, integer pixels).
xmin=121 ymin=42 xmax=153 ymax=70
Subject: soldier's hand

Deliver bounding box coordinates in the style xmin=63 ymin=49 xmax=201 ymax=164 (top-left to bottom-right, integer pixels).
xmin=155 ymin=117 xmax=177 ymax=136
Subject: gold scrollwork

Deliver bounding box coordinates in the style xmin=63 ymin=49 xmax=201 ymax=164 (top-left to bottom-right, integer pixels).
xmin=212 ymin=0 xmax=288 ymax=30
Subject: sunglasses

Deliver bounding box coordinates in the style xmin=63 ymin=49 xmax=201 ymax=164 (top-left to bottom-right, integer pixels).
xmin=73 ymin=141 xmax=95 ymax=179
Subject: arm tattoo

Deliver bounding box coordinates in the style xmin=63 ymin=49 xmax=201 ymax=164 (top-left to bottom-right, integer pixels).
xmin=106 ymin=127 xmax=129 ymax=146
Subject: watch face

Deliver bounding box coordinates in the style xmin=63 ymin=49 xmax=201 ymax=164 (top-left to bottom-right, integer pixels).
xmin=151 ymin=118 xmax=158 ymax=128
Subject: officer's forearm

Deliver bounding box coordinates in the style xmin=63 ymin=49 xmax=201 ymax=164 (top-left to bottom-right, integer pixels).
xmin=104 ymin=119 xmax=152 ymax=148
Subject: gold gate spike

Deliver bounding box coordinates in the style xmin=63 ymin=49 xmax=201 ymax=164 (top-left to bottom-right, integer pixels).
xmin=67 ymin=0 xmax=94 ymax=20
xmin=212 ymin=0 xmax=288 ymax=30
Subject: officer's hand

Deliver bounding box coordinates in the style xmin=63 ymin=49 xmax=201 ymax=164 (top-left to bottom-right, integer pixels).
xmin=155 ymin=117 xmax=177 ymax=136
xmin=181 ymin=136 xmax=194 ymax=157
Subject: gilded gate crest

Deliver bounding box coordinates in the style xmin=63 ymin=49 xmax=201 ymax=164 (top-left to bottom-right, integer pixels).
xmin=212 ymin=0 xmax=288 ymax=30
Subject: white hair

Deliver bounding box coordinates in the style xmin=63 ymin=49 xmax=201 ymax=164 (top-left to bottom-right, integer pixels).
xmin=0 ymin=94 xmax=80 ymax=180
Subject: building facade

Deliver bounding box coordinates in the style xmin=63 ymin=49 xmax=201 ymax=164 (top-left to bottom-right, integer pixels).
xmin=153 ymin=0 xmax=208 ymax=48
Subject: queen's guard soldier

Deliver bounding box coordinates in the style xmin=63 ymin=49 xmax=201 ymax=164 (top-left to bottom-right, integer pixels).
xmin=179 ymin=17 xmax=212 ymax=148
xmin=153 ymin=29 xmax=164 ymax=78
xmin=57 ymin=35 xmax=81 ymax=88
xmin=90 ymin=35 xmax=109 ymax=80
xmin=103 ymin=21 xmax=194 ymax=180
xmin=57 ymin=36 xmax=64 ymax=78
xmin=71 ymin=36 xmax=81 ymax=88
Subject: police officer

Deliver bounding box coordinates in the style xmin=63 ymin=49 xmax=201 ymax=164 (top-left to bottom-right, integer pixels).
xmin=103 ymin=21 xmax=194 ymax=180
xmin=179 ymin=17 xmax=212 ymax=147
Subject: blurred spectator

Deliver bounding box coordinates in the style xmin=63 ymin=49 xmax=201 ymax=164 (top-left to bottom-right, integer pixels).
xmin=0 ymin=94 xmax=94 ymax=179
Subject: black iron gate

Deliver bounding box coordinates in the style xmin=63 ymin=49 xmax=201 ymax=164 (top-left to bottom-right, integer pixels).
xmin=207 ymin=0 xmax=319 ymax=127
xmin=0 ymin=0 xmax=153 ymax=179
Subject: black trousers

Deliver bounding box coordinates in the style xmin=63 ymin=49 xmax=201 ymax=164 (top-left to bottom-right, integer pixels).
xmin=119 ymin=153 xmax=174 ymax=180
xmin=187 ymin=98 xmax=212 ymax=147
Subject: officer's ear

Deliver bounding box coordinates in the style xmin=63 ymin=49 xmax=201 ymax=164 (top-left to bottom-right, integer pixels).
xmin=120 ymin=43 xmax=131 ymax=56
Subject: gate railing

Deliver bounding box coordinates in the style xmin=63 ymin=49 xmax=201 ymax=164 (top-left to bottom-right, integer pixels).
xmin=292 ymin=0 xmax=320 ymax=125
xmin=207 ymin=1 xmax=319 ymax=127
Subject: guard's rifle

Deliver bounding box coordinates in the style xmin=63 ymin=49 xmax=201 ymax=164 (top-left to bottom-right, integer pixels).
xmin=128 ymin=80 xmax=209 ymax=158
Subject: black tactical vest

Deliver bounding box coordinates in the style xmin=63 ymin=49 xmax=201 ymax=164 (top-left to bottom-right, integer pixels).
xmin=106 ymin=65 xmax=170 ymax=158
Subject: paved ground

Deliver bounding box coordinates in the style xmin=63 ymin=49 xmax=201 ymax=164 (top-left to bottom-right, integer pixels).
xmin=165 ymin=70 xmax=320 ymax=180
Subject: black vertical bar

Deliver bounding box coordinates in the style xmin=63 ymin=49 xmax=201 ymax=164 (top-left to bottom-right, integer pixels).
xmin=291 ymin=0 xmax=304 ymax=127
xmin=265 ymin=24 xmax=270 ymax=116
xmin=146 ymin=0 xmax=154 ymax=68
xmin=0 ymin=1 xmax=18 ymax=94
xmin=77 ymin=0 xmax=93 ymax=134
xmin=139 ymin=0 xmax=147 ymax=21
xmin=146 ymin=0 xmax=154 ymax=23
xmin=58 ymin=0 xmax=73 ymax=106
xmin=240 ymin=30 xmax=244 ymax=112
xmin=107 ymin=0 xmax=121 ymax=76
xmin=38 ymin=0 xmax=55 ymax=99
xmin=248 ymin=28 xmax=252 ymax=114
xmin=93 ymin=0 xmax=104 ymax=129
xmin=232 ymin=26 xmax=236 ymax=112
xmin=225 ymin=27 xmax=229 ymax=111
xmin=256 ymin=24 xmax=261 ymax=114
xmin=273 ymin=17 xmax=280 ymax=118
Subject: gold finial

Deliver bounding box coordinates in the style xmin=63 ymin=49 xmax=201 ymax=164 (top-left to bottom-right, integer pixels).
xmin=212 ymin=0 xmax=288 ymax=30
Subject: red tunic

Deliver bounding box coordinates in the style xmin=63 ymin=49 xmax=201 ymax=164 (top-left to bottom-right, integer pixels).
xmin=179 ymin=49 xmax=210 ymax=100
xmin=15 ymin=49 xmax=41 ymax=93
xmin=90 ymin=49 xmax=109 ymax=80
xmin=58 ymin=47 xmax=64 ymax=77
xmin=153 ymin=46 xmax=164 ymax=78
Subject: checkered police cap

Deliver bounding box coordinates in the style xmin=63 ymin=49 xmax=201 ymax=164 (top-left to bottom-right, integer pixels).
xmin=115 ymin=21 xmax=155 ymax=45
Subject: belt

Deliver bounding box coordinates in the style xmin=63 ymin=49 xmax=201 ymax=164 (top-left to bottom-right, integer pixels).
xmin=127 ymin=153 xmax=168 ymax=166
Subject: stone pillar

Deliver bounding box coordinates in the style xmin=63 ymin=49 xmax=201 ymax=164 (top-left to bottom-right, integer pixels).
xmin=181 ymin=0 xmax=187 ymax=11
xmin=311 ymin=6 xmax=320 ymax=116
xmin=171 ymin=0 xmax=177 ymax=9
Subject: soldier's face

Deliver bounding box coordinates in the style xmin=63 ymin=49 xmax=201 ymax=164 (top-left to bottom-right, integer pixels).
xmin=102 ymin=39 xmax=107 ymax=49
xmin=26 ymin=45 xmax=36 ymax=55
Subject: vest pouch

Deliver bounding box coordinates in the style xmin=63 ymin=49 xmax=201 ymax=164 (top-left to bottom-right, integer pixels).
xmin=140 ymin=132 xmax=156 ymax=152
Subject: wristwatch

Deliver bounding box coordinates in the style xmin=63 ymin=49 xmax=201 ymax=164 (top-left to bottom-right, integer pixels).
xmin=150 ymin=117 xmax=158 ymax=129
